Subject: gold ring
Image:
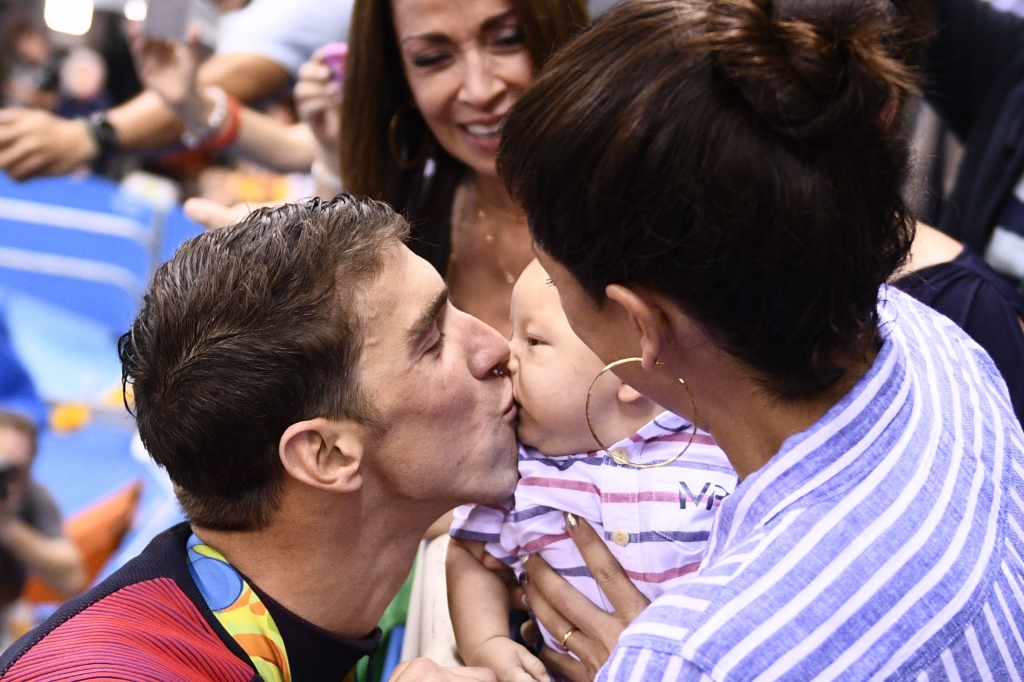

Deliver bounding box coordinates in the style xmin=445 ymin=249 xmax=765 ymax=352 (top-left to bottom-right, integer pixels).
xmin=560 ymin=627 xmax=578 ymax=651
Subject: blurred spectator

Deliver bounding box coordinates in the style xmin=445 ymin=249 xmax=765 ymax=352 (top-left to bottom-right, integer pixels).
xmin=0 ymin=412 xmax=85 ymax=648
xmin=0 ymin=0 xmax=353 ymax=182
xmin=214 ymin=0 xmax=352 ymax=85
xmin=879 ymin=0 xmax=1024 ymax=425
xmin=53 ymin=48 xmax=112 ymax=120
xmin=923 ymin=0 xmax=1024 ymax=288
xmin=989 ymin=0 xmax=1024 ymax=15
xmin=0 ymin=15 xmax=60 ymax=110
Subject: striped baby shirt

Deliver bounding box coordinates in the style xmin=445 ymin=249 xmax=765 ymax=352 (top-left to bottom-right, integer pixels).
xmin=450 ymin=413 xmax=736 ymax=653
xmin=600 ymin=286 xmax=1024 ymax=682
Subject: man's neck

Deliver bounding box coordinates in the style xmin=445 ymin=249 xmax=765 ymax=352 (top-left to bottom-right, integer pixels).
xmin=192 ymin=487 xmax=437 ymax=640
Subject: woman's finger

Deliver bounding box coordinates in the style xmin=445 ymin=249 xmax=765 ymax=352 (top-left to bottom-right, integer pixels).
xmin=537 ymin=645 xmax=591 ymax=682
xmin=521 ymin=620 xmax=590 ymax=681
xmin=522 ymin=558 xmax=605 ymax=667
xmin=294 ymin=81 xmax=338 ymax=102
xmin=523 ymin=551 xmax=615 ymax=634
xmin=295 ymin=95 xmax=336 ymax=118
xmin=566 ymin=514 xmax=649 ymax=618
xmin=297 ymin=59 xmax=331 ymax=83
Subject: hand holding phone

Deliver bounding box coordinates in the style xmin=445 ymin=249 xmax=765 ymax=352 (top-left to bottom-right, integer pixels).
xmin=142 ymin=0 xmax=218 ymax=50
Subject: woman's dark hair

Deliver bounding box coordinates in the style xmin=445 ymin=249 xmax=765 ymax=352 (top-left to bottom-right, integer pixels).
xmin=341 ymin=0 xmax=587 ymax=270
xmin=499 ymin=0 xmax=931 ymax=397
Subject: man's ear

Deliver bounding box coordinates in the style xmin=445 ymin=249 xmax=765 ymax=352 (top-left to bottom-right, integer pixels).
xmin=279 ymin=418 xmax=365 ymax=494
xmin=605 ymin=284 xmax=670 ymax=371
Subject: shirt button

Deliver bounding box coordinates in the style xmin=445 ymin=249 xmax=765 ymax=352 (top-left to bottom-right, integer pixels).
xmin=610 ymin=448 xmax=630 ymax=464
xmin=612 ymin=529 xmax=630 ymax=547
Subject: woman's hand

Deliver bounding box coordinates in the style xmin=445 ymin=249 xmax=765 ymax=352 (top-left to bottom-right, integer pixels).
xmin=521 ymin=514 xmax=650 ymax=682
xmin=294 ymin=50 xmax=342 ymax=164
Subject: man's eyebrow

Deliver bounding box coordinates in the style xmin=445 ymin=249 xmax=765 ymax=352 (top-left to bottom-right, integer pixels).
xmin=408 ymin=287 xmax=450 ymax=346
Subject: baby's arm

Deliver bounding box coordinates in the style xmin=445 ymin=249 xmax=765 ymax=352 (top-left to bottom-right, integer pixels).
xmin=446 ymin=538 xmax=549 ymax=682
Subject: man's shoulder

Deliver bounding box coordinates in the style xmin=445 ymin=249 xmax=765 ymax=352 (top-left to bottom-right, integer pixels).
xmin=1 ymin=577 xmax=255 ymax=681
xmin=0 ymin=524 xmax=254 ymax=681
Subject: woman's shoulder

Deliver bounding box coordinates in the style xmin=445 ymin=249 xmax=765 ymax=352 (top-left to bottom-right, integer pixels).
xmin=890 ymin=251 xmax=1024 ymax=423
xmin=883 ymin=286 xmax=1020 ymax=422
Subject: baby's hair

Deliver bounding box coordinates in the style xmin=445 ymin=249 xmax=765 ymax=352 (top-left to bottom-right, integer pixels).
xmin=545 ymin=278 xmax=554 ymax=287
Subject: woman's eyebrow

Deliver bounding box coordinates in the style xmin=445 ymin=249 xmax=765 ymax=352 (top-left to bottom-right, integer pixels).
xmin=401 ymin=9 xmax=518 ymax=44
xmin=400 ymin=32 xmax=449 ymax=45
xmin=480 ymin=9 xmax=519 ymax=32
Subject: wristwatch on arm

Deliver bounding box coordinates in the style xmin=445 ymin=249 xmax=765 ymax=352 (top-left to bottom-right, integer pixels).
xmin=82 ymin=112 xmax=121 ymax=173
xmin=178 ymin=86 xmax=242 ymax=152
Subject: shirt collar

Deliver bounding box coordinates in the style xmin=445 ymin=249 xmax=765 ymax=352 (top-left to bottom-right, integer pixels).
xmin=706 ymin=287 xmax=910 ymax=558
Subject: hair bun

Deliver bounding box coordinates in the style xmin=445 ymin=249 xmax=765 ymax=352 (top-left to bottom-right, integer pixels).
xmin=706 ymin=0 xmax=917 ymax=140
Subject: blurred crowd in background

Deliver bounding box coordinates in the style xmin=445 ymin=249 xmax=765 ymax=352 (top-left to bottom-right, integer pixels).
xmin=0 ymin=0 xmax=1022 ymax=263
xmin=0 ymin=0 xmax=325 ymax=207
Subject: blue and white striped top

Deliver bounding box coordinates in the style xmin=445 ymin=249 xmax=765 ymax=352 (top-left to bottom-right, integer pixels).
xmin=599 ymin=286 xmax=1024 ymax=681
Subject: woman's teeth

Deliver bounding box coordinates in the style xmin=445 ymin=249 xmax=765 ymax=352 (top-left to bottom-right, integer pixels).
xmin=466 ymin=123 xmax=501 ymax=136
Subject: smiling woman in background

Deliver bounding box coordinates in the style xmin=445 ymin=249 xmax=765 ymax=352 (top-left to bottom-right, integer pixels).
xmin=338 ymin=0 xmax=587 ymax=336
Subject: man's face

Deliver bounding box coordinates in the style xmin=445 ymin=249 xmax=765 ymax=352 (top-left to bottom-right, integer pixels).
xmin=356 ymin=244 xmax=519 ymax=508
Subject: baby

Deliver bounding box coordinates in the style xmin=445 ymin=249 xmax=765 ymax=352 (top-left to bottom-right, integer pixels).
xmin=446 ymin=260 xmax=736 ymax=682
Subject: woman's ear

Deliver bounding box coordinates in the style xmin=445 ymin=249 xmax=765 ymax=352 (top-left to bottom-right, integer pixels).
xmin=279 ymin=418 xmax=364 ymax=494
xmin=605 ymin=284 xmax=670 ymax=371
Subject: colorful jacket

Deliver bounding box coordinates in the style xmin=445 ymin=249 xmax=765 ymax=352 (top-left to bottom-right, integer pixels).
xmin=0 ymin=523 xmax=261 ymax=681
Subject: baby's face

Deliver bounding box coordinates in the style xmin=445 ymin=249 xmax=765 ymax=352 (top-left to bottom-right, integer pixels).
xmin=508 ymin=260 xmax=620 ymax=456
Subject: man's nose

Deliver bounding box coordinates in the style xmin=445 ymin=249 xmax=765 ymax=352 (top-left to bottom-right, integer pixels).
xmin=466 ymin=315 xmax=511 ymax=380
xmin=458 ymin=51 xmax=504 ymax=108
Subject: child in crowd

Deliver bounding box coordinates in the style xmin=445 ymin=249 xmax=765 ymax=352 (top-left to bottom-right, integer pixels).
xmin=447 ymin=260 xmax=736 ymax=682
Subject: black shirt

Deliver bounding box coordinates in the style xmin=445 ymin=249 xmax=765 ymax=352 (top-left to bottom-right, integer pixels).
xmin=894 ymin=246 xmax=1024 ymax=427
xmin=249 ymin=581 xmax=380 ymax=682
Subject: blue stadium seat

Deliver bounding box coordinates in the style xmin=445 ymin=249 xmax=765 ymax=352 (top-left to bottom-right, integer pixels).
xmin=0 ymin=174 xmax=157 ymax=332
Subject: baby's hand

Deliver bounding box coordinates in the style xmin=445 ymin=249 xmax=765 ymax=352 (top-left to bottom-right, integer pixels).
xmin=470 ymin=637 xmax=549 ymax=682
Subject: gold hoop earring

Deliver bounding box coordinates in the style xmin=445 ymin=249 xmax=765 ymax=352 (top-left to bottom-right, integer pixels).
xmin=389 ymin=103 xmax=427 ymax=170
xmin=585 ymin=357 xmax=699 ymax=469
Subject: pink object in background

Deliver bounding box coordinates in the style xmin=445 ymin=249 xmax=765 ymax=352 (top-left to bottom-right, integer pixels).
xmin=321 ymin=43 xmax=348 ymax=85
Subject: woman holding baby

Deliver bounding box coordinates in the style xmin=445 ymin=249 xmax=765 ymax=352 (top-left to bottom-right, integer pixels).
xmin=398 ymin=0 xmax=1024 ymax=680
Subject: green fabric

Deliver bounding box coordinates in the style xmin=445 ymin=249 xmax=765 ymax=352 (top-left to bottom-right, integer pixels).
xmin=355 ymin=556 xmax=416 ymax=682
